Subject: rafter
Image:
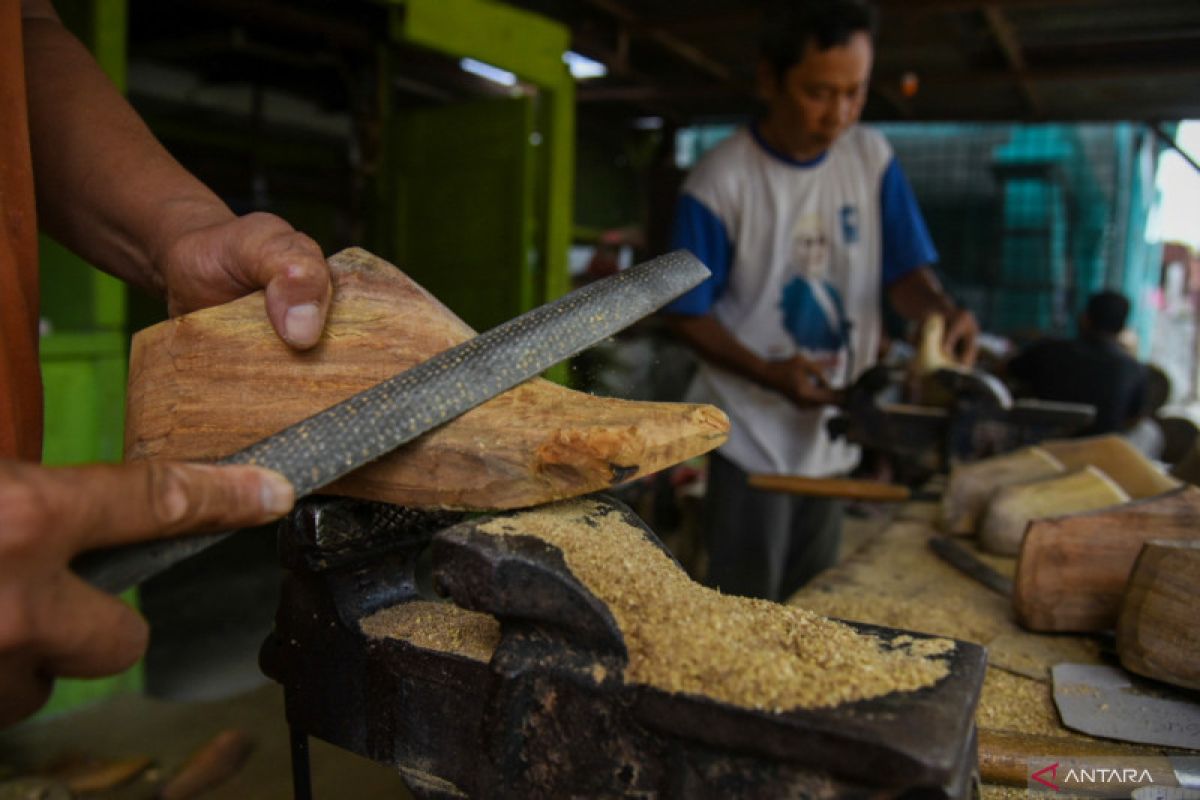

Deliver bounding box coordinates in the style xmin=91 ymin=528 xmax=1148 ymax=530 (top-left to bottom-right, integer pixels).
xmin=982 ymin=4 xmax=1041 ymax=116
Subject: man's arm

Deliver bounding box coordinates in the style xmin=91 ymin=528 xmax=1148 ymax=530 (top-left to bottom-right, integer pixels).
xmin=887 ymin=266 xmax=979 ymax=366
xmin=21 ymin=0 xmax=330 ymax=348
xmin=665 ymin=314 xmax=840 ymax=407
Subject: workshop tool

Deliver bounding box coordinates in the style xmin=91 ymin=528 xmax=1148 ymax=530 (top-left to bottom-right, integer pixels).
xmin=1118 ymin=540 xmax=1200 ymax=691
xmin=261 ymin=494 xmax=988 ymax=799
xmin=1051 ymin=664 xmax=1200 ymax=750
xmin=747 ymin=474 xmax=912 ymax=502
xmin=827 ymin=364 xmax=1095 ymax=476
xmin=978 ymin=465 xmax=1130 ymax=556
xmin=1013 ymin=486 xmax=1200 ymax=632
xmin=978 ymin=729 xmax=1189 ymax=787
xmin=73 ymin=248 xmax=710 ymax=593
xmin=927 ymin=535 xmax=1013 ymax=597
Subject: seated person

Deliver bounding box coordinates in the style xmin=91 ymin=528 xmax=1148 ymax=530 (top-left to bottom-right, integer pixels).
xmin=1007 ymin=291 xmax=1147 ymax=436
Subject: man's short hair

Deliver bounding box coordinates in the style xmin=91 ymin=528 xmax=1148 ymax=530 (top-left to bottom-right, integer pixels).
xmin=1085 ymin=290 xmax=1131 ymax=335
xmin=760 ymin=0 xmax=880 ymax=79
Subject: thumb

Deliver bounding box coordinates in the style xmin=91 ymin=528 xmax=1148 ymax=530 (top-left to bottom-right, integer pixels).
xmin=35 ymin=461 xmax=296 ymax=553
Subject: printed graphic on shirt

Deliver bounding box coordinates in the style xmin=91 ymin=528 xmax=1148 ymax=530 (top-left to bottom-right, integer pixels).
xmin=779 ymin=214 xmax=849 ymax=377
xmin=840 ymin=204 xmax=860 ymax=244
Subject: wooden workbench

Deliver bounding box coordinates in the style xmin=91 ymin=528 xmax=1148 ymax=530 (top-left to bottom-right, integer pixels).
xmin=790 ymin=499 xmax=1187 ymax=798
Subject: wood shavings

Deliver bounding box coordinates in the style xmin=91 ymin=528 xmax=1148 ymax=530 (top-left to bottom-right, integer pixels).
xmin=976 ymin=668 xmax=1064 ymax=736
xmin=478 ymin=499 xmax=954 ymax=713
xmin=360 ymin=600 xmax=501 ymax=662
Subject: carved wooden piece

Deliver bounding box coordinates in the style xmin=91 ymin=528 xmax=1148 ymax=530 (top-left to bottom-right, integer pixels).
xmin=1117 ymin=540 xmax=1200 ymax=690
xmin=978 ymin=466 xmax=1129 ymax=556
xmin=1013 ymin=486 xmax=1200 ymax=632
xmin=125 ymin=248 xmax=729 ymax=510
xmin=1040 ymin=434 xmax=1180 ymax=499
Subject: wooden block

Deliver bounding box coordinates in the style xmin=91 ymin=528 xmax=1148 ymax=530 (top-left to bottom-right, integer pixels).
xmin=125 ymin=248 xmax=729 ymax=510
xmin=942 ymin=447 xmax=1064 ymax=535
xmin=1040 ymin=434 xmax=1179 ymax=499
xmin=1012 ymin=486 xmax=1200 ymax=632
xmin=978 ymin=466 xmax=1129 ymax=556
xmin=1117 ymin=540 xmax=1200 ymax=690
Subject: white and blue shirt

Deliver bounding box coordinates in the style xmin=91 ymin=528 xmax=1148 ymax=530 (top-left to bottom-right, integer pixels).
xmin=666 ymin=123 xmax=937 ymax=477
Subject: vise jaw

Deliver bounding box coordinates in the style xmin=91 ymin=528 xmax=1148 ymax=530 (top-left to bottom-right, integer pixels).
xmin=262 ymin=495 xmax=986 ymax=799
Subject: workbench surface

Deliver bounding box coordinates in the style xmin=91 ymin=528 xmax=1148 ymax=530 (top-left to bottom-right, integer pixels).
xmin=790 ymin=500 xmax=1192 ymax=797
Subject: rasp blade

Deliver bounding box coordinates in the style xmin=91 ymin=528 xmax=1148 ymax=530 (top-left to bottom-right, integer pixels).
xmin=74 ymin=250 xmax=709 ymax=592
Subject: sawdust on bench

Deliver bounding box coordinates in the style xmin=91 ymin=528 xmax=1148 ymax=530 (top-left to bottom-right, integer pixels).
xmin=478 ymin=499 xmax=953 ymax=713
xmin=360 ymin=600 xmax=501 ymax=662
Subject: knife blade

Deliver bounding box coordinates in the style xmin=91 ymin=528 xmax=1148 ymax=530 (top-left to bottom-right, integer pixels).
xmin=928 ymin=535 xmax=1014 ymax=597
xmin=73 ymin=250 xmax=709 ymax=593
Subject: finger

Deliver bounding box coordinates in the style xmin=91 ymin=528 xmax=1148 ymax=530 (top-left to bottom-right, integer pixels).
xmin=945 ymin=314 xmax=980 ymax=367
xmin=33 ymin=572 xmax=150 ymax=679
xmin=0 ymin=656 xmax=53 ymax=727
xmin=255 ymin=236 xmax=331 ymax=350
xmin=32 ymin=461 xmax=294 ymax=552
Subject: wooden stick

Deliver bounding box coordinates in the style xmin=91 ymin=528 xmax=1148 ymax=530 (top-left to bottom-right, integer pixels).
xmin=157 ymin=729 xmax=253 ymax=800
xmin=748 ymin=474 xmax=911 ymax=502
xmin=979 ymin=730 xmax=1168 ymax=786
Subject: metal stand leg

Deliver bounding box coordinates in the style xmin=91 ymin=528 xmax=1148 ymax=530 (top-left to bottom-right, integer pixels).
xmin=290 ymin=725 xmax=313 ymax=800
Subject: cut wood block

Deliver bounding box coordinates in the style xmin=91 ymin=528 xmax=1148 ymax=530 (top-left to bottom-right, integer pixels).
xmin=1013 ymin=486 xmax=1200 ymax=632
xmin=125 ymin=247 xmax=729 ymax=510
xmin=1040 ymin=434 xmax=1179 ymax=499
xmin=941 ymin=447 xmax=1064 ymax=535
xmin=978 ymin=466 xmax=1130 ymax=556
xmin=1117 ymin=540 xmax=1200 ymax=691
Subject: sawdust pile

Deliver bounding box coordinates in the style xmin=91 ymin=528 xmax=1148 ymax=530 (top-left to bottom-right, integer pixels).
xmin=975 ymin=668 xmax=1064 ymax=736
xmin=478 ymin=499 xmax=953 ymax=712
xmin=361 ymin=600 xmax=501 ymax=662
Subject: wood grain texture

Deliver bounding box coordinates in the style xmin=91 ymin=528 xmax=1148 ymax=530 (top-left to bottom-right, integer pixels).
xmin=1117 ymin=540 xmax=1200 ymax=690
xmin=1040 ymin=434 xmax=1180 ymax=499
xmin=1013 ymin=486 xmax=1200 ymax=632
xmin=978 ymin=466 xmax=1129 ymax=556
xmin=125 ymin=248 xmax=729 ymax=510
xmin=748 ymin=474 xmax=911 ymax=502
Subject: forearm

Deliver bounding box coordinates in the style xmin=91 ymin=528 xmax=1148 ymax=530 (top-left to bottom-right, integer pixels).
xmin=22 ymin=9 xmax=233 ymax=295
xmin=664 ymin=313 xmax=773 ymax=388
xmin=886 ymin=266 xmax=957 ymax=322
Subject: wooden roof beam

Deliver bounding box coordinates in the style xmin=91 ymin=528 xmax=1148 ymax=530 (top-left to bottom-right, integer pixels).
xmin=582 ymin=0 xmax=734 ymax=84
xmin=981 ymin=4 xmax=1041 ymax=116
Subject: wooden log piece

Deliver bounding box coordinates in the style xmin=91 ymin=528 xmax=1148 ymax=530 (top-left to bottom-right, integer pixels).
xmin=941 ymin=447 xmax=1065 ymax=535
xmin=125 ymin=248 xmax=729 ymax=510
xmin=978 ymin=466 xmax=1130 ymax=556
xmin=1013 ymin=486 xmax=1200 ymax=632
xmin=1117 ymin=540 xmax=1200 ymax=691
xmin=1040 ymin=434 xmax=1180 ymax=499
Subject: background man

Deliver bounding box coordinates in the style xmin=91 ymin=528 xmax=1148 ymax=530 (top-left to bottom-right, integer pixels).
xmin=664 ymin=0 xmax=978 ymax=602
xmin=1007 ymin=290 xmax=1149 ymax=436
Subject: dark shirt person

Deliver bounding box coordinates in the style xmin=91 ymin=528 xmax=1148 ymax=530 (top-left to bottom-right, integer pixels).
xmin=1007 ymin=291 xmax=1148 ymax=436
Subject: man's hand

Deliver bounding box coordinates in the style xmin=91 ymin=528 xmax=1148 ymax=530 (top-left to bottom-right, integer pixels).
xmin=942 ymin=307 xmax=980 ymax=368
xmin=0 ymin=459 xmax=294 ymax=727
xmin=762 ymin=355 xmax=842 ymax=408
xmin=159 ymin=212 xmax=332 ymax=350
